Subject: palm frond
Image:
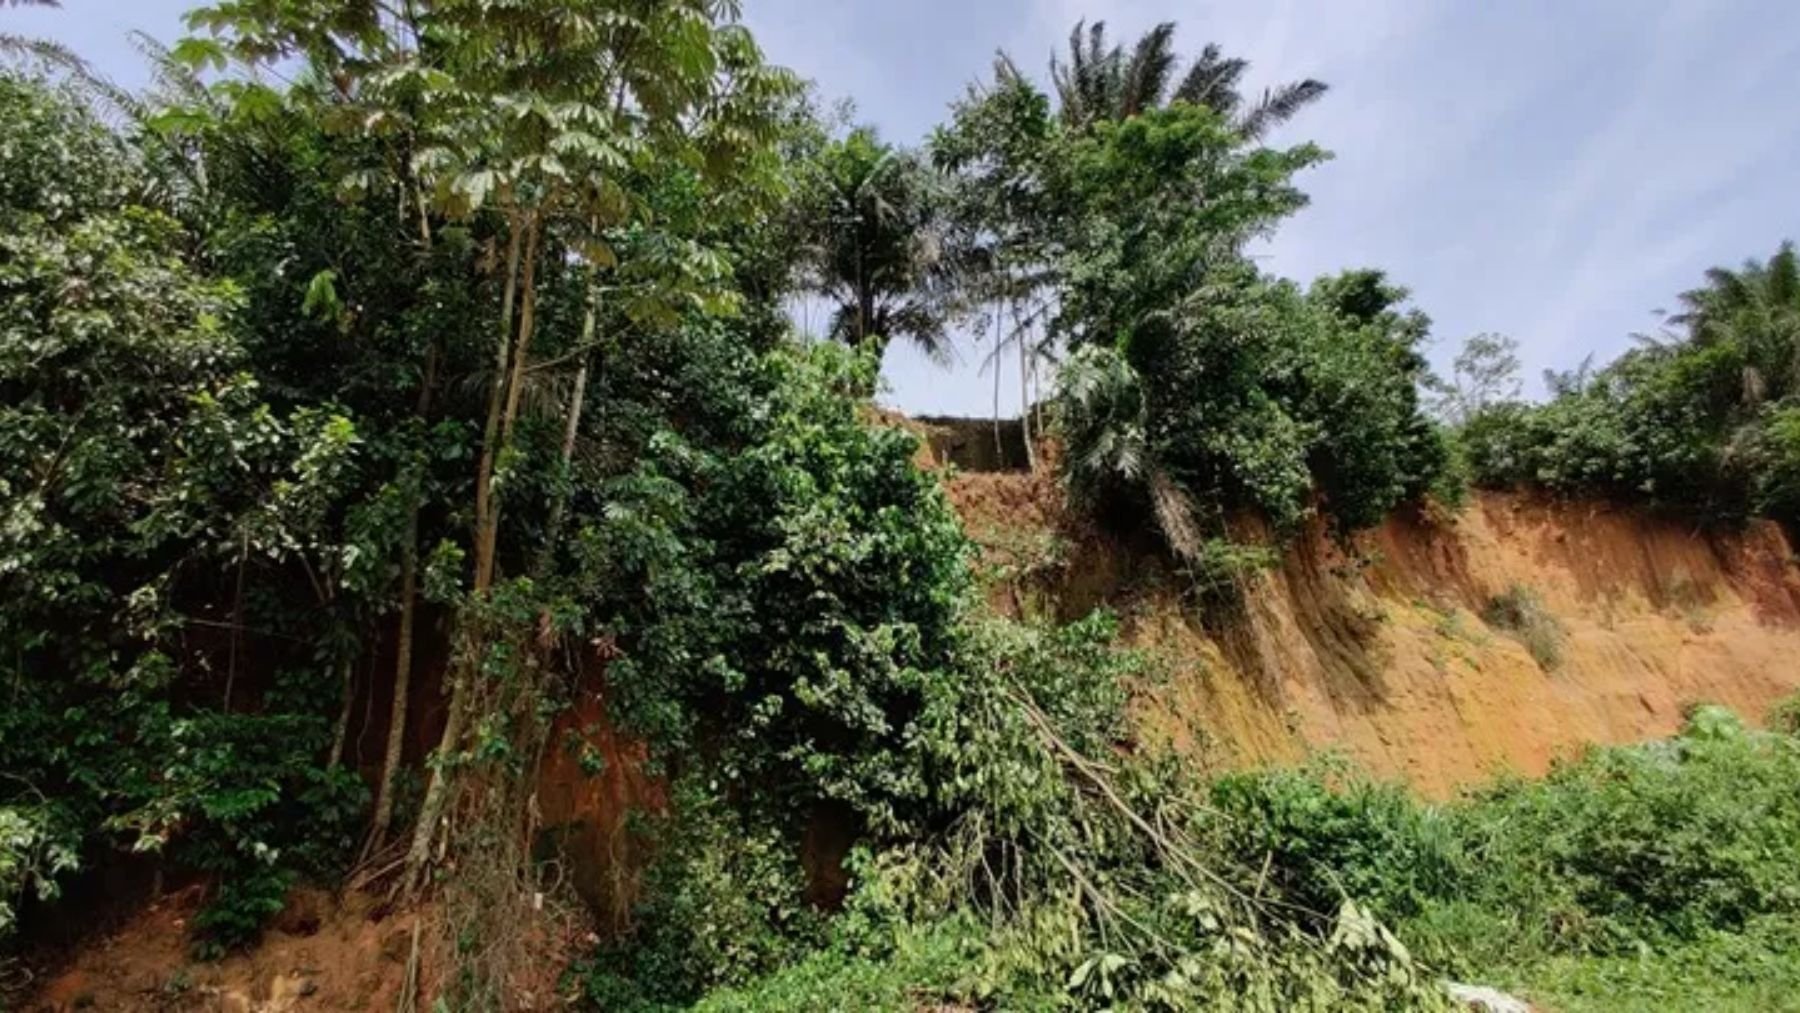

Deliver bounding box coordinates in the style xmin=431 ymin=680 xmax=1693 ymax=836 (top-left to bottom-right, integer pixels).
xmin=1148 ymin=470 xmax=1204 ymax=564
xmin=1121 ymin=22 xmax=1177 ymax=117
xmin=129 ymin=31 xmax=212 ymax=109
xmin=1237 ymin=79 xmax=1328 ymax=139
xmin=1173 ymin=43 xmax=1246 ymax=114
xmin=0 ymin=31 xmax=76 ymax=65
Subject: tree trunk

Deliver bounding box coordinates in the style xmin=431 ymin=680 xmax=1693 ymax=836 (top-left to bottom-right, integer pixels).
xmin=407 ymin=213 xmax=536 ymax=888
xmin=991 ymin=302 xmax=1003 ymax=461
xmin=370 ymin=200 xmax=440 ymax=850
xmin=404 ymin=653 xmax=468 ymax=889
xmin=472 ymin=215 xmax=525 ymax=591
xmin=223 ymin=528 xmax=248 ymax=711
xmin=1017 ymin=302 xmax=1036 ymax=471
xmin=370 ymin=400 xmax=432 ymax=844
xmin=327 ymin=656 xmax=355 ymax=770
xmin=535 ymin=279 xmax=598 ymax=578
xmin=369 ymin=505 xmax=417 ymax=846
xmin=495 ymin=218 xmax=544 ymax=457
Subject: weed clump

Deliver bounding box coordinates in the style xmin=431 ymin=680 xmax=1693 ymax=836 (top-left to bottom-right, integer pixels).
xmin=1481 ymin=584 xmax=1566 ymax=670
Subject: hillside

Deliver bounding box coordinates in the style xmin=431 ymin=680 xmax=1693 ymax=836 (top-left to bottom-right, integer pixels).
xmin=21 ymin=419 xmax=1800 ymax=1012
xmin=938 ymin=435 xmax=1800 ymax=795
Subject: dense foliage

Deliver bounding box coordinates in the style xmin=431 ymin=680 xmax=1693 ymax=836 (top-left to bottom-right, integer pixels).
xmin=1213 ymin=704 xmax=1800 ymax=968
xmin=1454 ymin=241 xmax=1800 ymax=531
xmin=2 ymin=0 xmax=808 ymax=963
xmin=0 ymin=72 xmax=369 ymax=953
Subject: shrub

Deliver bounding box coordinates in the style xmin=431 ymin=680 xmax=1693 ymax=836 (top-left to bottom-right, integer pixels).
xmin=0 ymin=806 xmax=78 ymax=940
xmin=1448 ymin=706 xmax=1800 ymax=955
xmin=1741 ymin=401 xmax=1800 ymax=526
xmin=577 ymin=787 xmax=826 ymax=1010
xmin=1199 ymin=704 xmax=1800 ymax=973
xmin=576 ymin=343 xmax=973 ymax=835
xmin=1481 ymin=584 xmax=1566 ymax=670
xmin=1208 ymin=766 xmax=1466 ymax=922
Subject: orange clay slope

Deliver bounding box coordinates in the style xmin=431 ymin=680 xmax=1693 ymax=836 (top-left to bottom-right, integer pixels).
xmin=944 ymin=461 xmax=1800 ymax=798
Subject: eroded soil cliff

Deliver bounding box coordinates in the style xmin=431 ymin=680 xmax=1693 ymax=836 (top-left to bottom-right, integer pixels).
xmin=948 ymin=469 xmax=1800 ymax=796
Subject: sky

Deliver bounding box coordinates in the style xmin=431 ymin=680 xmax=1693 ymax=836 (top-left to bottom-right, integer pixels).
xmin=13 ymin=0 xmax=1800 ymax=417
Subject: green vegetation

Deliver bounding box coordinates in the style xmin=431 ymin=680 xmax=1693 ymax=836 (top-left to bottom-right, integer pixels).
xmin=3 ymin=4 xmax=1799 ymax=1011
xmin=936 ymin=39 xmax=1453 ymax=577
xmin=678 ymin=705 xmax=1800 ymax=1011
xmin=1452 ymin=242 xmax=1800 ymax=530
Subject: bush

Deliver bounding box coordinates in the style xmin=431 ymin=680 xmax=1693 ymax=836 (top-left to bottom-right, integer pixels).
xmin=577 ymin=787 xmax=826 ymax=1010
xmin=1198 ymin=704 xmax=1800 ymax=976
xmin=576 ymin=342 xmax=972 ymax=835
xmin=1209 ymin=766 xmax=1466 ymax=922
xmin=1741 ymin=401 xmax=1800 ymax=525
xmin=0 ymin=806 xmax=78 ymax=939
xmin=1447 ymin=706 xmax=1800 ymax=956
xmin=1768 ymin=692 xmax=1800 ymax=736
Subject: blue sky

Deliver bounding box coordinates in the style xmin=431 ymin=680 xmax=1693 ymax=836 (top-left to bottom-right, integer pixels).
xmin=13 ymin=0 xmax=1800 ymax=417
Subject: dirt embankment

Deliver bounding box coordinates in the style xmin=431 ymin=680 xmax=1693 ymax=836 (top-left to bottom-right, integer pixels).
xmin=948 ymin=470 xmax=1800 ymax=796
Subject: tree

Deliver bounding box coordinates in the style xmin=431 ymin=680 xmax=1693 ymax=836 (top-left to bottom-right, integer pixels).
xmin=934 ymin=56 xmax=1060 ymax=465
xmin=186 ymin=0 xmax=798 ymax=899
xmin=1048 ymin=104 xmax=1328 ymax=561
xmin=1053 ymin=105 xmax=1324 ymax=350
xmin=798 ymin=126 xmax=965 ymax=366
xmin=0 ymin=70 xmax=373 ymax=952
xmin=1051 ymin=20 xmax=1327 ymax=138
xmin=1428 ymin=332 xmax=1523 ymax=425
xmin=1674 ymin=240 xmax=1800 ymax=405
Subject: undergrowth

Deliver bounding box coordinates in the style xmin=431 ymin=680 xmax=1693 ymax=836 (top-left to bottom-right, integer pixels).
xmin=586 ymin=697 xmax=1800 ymax=1011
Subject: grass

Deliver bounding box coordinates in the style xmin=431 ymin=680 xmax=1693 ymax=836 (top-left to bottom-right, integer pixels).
xmin=688 ymin=919 xmax=993 ymax=1013
xmin=1501 ymin=917 xmax=1800 ymax=1013
xmin=1481 ymin=583 xmax=1566 ymax=670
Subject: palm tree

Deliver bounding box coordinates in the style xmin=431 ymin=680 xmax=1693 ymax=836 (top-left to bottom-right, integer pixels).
xmin=1051 ymin=20 xmax=1327 ymax=138
xmin=801 ymin=126 xmax=966 ymax=365
xmin=1674 ymin=241 xmax=1800 ymax=405
xmin=1059 ymin=344 xmax=1205 ymax=562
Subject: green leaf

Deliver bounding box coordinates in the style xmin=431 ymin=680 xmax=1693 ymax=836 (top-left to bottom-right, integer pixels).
xmin=301 ymin=270 xmax=342 ymax=323
xmin=170 ymin=36 xmax=229 ymax=72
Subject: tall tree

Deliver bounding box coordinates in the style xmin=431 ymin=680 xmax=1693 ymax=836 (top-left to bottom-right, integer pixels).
xmin=187 ymin=0 xmax=796 ymax=891
xmin=935 ymin=56 xmax=1059 ymax=464
xmin=798 ymin=126 xmax=964 ymax=366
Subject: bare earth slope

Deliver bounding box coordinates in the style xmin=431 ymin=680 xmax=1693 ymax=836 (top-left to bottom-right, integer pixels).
xmin=949 ymin=470 xmax=1800 ymax=797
